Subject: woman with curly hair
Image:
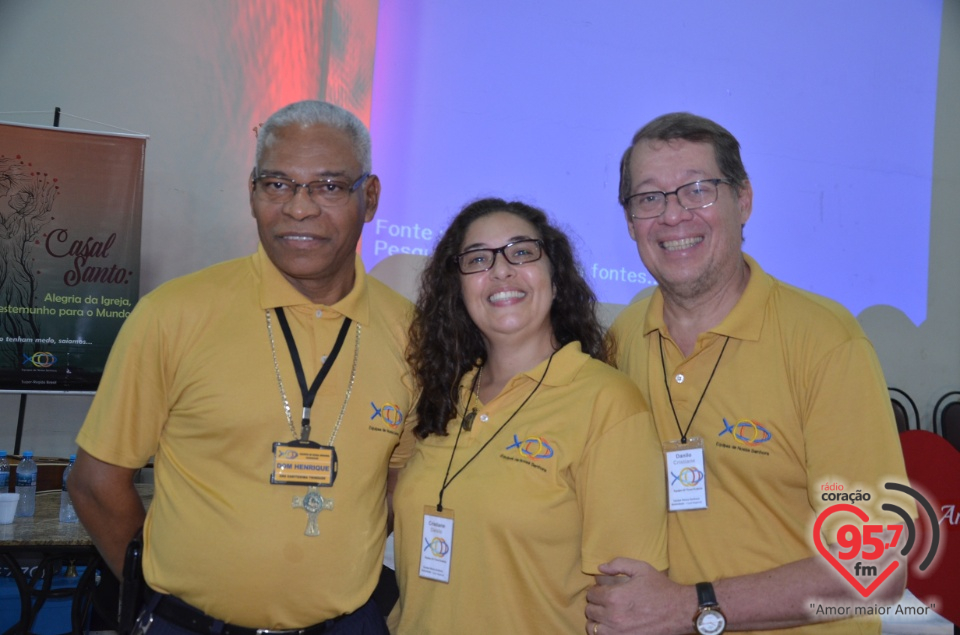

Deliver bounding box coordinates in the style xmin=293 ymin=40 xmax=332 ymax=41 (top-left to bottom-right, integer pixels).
xmin=389 ymin=198 xmax=667 ymax=634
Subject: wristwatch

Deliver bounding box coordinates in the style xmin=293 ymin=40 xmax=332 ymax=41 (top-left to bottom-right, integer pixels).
xmin=694 ymin=582 xmax=726 ymax=634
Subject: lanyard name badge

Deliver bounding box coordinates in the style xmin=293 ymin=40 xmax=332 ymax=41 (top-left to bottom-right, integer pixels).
xmin=420 ymin=506 xmax=455 ymax=583
xmin=660 ymin=334 xmax=729 ymax=512
xmin=420 ymin=355 xmax=554 ymax=583
xmin=269 ymin=308 xmax=352 ymax=487
xmin=664 ymin=437 xmax=707 ymax=511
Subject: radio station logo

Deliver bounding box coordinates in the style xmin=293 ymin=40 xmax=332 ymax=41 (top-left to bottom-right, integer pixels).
xmin=813 ymin=481 xmax=940 ymax=598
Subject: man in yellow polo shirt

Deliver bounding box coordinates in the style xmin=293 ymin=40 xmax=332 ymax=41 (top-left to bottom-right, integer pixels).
xmin=69 ymin=100 xmax=412 ymax=634
xmin=585 ymin=113 xmax=910 ymax=635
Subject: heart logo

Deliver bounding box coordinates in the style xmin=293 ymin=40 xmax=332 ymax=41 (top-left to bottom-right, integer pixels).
xmin=812 ymin=503 xmax=900 ymax=598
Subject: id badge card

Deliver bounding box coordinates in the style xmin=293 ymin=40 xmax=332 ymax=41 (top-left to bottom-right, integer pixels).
xmin=663 ymin=437 xmax=707 ymax=511
xmin=271 ymin=440 xmax=338 ymax=486
xmin=419 ymin=506 xmax=454 ymax=583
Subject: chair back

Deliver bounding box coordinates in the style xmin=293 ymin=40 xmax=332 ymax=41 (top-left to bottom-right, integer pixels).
xmin=889 ymin=387 xmax=918 ymax=432
xmin=933 ymin=390 xmax=960 ymax=452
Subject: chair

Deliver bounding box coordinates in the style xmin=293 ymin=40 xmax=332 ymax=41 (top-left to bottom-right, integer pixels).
xmin=933 ymin=390 xmax=960 ymax=452
xmin=888 ymin=387 xmax=918 ymax=433
xmin=897 ymin=430 xmax=960 ymax=629
xmin=900 ymin=430 xmax=960 ymax=632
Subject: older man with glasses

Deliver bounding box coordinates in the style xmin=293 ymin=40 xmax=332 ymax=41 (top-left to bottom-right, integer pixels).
xmin=69 ymin=100 xmax=413 ymax=635
xmin=585 ymin=112 xmax=910 ymax=635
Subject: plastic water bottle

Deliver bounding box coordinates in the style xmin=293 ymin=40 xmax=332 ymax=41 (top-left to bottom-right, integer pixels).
xmin=59 ymin=454 xmax=78 ymax=523
xmin=15 ymin=451 xmax=37 ymax=517
xmin=0 ymin=451 xmax=9 ymax=492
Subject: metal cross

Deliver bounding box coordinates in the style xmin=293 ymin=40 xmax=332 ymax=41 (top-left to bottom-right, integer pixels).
xmin=292 ymin=486 xmax=334 ymax=536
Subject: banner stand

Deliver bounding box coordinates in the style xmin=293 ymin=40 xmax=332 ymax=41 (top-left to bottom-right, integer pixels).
xmin=14 ymin=394 xmax=26 ymax=455
xmin=0 ymin=115 xmax=145 ymax=450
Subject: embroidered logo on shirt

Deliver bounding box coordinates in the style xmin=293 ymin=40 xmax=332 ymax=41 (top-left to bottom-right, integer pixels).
xmin=500 ymin=434 xmax=556 ymax=473
xmin=718 ymin=418 xmax=772 ymax=446
xmin=369 ymin=401 xmax=404 ymax=429
xmin=505 ymin=434 xmax=555 ymax=460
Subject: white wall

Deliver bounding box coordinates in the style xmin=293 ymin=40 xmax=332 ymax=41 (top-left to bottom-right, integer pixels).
xmin=861 ymin=0 xmax=960 ymax=430
xmin=0 ymin=0 xmax=378 ymax=455
xmin=0 ymin=0 xmax=957 ymax=456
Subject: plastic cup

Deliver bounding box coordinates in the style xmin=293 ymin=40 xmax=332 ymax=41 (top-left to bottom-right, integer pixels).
xmin=0 ymin=492 xmax=20 ymax=524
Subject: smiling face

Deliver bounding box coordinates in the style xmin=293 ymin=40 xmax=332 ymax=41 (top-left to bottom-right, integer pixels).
xmin=625 ymin=138 xmax=752 ymax=303
xmin=458 ymin=211 xmax=555 ymax=350
xmin=250 ymin=123 xmax=380 ymax=304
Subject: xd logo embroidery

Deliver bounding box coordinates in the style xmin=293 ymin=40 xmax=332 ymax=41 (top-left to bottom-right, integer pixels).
xmin=812 ymin=482 xmax=940 ymax=598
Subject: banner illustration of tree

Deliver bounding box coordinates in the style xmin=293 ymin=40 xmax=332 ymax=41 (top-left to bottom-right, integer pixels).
xmin=0 ymin=122 xmax=144 ymax=392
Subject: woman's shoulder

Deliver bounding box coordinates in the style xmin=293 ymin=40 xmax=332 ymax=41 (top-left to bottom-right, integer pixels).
xmin=573 ymin=353 xmax=647 ymax=405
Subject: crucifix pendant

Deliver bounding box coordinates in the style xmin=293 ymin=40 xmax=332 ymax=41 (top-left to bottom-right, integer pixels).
xmin=292 ymin=486 xmax=334 ymax=536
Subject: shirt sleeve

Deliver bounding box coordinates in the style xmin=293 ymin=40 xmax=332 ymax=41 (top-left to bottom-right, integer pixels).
xmin=578 ymin=399 xmax=668 ymax=573
xmin=75 ymin=294 xmax=170 ymax=468
xmin=801 ymin=336 xmax=913 ymax=537
xmin=389 ymin=420 xmax=418 ymax=469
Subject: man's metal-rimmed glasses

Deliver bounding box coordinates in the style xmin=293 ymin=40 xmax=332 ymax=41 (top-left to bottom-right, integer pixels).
xmin=453 ymin=239 xmax=545 ymax=275
xmin=624 ymin=178 xmax=732 ymax=220
xmin=252 ymin=170 xmax=370 ymax=206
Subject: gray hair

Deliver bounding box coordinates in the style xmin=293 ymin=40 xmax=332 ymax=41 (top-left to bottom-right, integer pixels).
xmin=255 ymin=100 xmax=372 ymax=172
xmin=619 ymin=112 xmax=748 ymax=207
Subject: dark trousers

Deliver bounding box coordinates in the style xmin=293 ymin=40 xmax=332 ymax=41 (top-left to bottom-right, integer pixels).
xmin=131 ymin=592 xmax=389 ymax=635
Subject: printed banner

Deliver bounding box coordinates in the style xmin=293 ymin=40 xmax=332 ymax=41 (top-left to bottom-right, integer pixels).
xmin=0 ymin=122 xmax=144 ymax=392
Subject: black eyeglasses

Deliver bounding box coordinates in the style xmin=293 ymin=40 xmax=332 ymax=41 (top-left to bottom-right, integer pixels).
xmin=624 ymin=178 xmax=731 ymax=219
xmin=453 ymin=239 xmax=544 ymax=274
xmin=252 ymin=171 xmax=369 ymax=206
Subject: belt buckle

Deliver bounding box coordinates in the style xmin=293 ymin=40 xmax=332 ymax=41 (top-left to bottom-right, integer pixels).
xmin=132 ymin=613 xmax=154 ymax=635
xmin=256 ymin=630 xmax=305 ymax=635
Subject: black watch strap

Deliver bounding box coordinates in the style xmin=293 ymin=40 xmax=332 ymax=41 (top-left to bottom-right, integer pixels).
xmin=696 ymin=582 xmax=719 ymax=608
xmin=694 ymin=581 xmax=726 ymax=634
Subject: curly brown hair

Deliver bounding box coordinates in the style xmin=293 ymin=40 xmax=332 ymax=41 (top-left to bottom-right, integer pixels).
xmin=407 ymin=197 xmax=609 ymax=438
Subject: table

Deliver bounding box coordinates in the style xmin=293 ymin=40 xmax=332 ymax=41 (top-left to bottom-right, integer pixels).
xmin=0 ymin=484 xmax=152 ymax=635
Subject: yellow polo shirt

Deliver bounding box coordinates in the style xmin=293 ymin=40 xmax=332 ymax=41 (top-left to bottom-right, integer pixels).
xmin=77 ymin=246 xmax=414 ymax=628
xmin=391 ymin=342 xmax=667 ymax=634
xmin=610 ymin=254 xmax=909 ymax=635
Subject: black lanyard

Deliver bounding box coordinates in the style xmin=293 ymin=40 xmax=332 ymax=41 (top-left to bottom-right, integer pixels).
xmin=436 ymin=353 xmax=554 ymax=512
xmin=275 ymin=307 xmax=352 ymax=442
xmin=659 ymin=332 xmax=729 ymax=444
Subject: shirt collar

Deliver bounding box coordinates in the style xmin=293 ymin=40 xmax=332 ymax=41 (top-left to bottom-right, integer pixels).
xmin=459 ymin=341 xmax=588 ymax=395
xmin=255 ymin=244 xmax=371 ymax=325
xmin=641 ymin=253 xmax=772 ymax=342
xmin=523 ymin=341 xmax=587 ymax=387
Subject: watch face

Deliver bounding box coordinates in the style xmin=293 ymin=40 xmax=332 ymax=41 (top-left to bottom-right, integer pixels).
xmin=696 ymin=609 xmax=726 ymax=634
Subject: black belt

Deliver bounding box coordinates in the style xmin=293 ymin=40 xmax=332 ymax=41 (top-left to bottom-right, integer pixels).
xmin=150 ymin=593 xmax=344 ymax=635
